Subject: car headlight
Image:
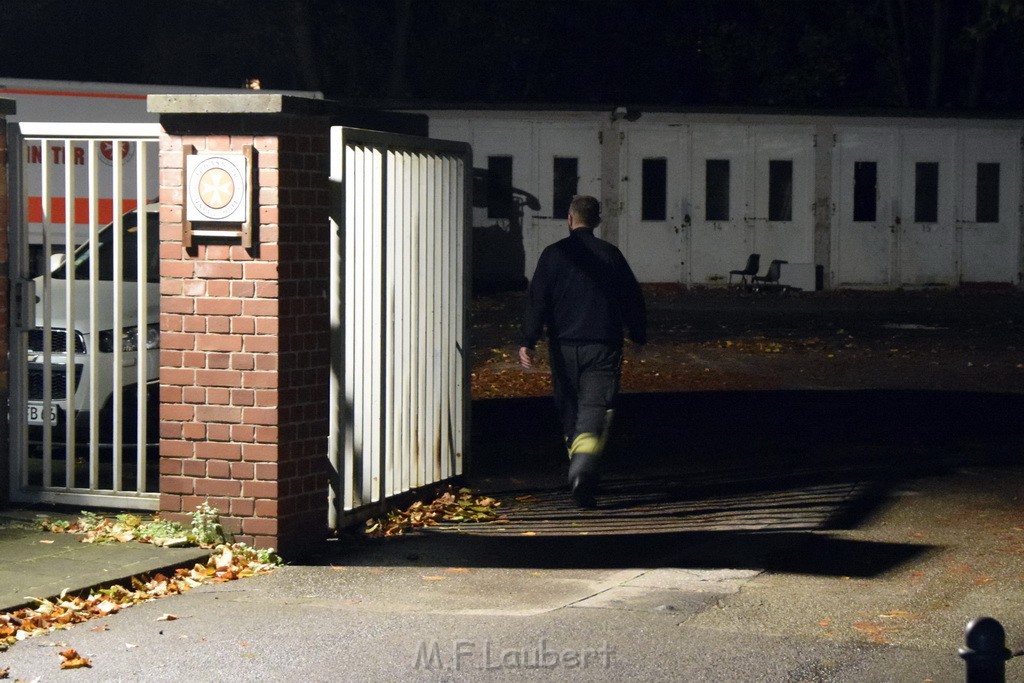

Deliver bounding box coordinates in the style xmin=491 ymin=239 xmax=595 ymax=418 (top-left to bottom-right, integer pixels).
xmin=99 ymin=324 xmax=160 ymax=353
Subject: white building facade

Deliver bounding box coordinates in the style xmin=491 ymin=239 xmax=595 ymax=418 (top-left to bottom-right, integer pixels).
xmin=425 ymin=109 xmax=1024 ymax=290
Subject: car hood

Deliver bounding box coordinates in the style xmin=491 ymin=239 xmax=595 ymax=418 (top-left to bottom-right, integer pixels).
xmin=32 ymin=278 xmax=159 ymax=333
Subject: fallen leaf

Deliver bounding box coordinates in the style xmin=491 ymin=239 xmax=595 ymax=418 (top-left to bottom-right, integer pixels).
xmin=879 ymin=610 xmax=923 ymax=620
xmin=94 ymin=600 xmax=119 ymax=615
xmin=521 ymin=531 xmax=537 ymax=536
xmin=90 ymin=624 xmax=109 ymax=632
xmin=58 ymin=648 xmax=92 ymax=669
xmin=38 ymin=539 xmax=55 ymax=544
xmin=818 ymin=618 xmax=833 ymax=628
xmin=0 ymin=666 xmax=8 ymax=679
xmin=0 ymin=544 xmax=279 ymax=653
xmin=851 ymin=621 xmax=892 ymax=644
xmin=156 ymin=614 xmax=178 ymax=621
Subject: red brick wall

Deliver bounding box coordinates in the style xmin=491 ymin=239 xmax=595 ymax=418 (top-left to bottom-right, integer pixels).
xmin=157 ymin=118 xmax=330 ymax=554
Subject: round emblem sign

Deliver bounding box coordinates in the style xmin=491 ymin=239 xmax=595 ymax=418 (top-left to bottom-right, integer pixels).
xmin=99 ymin=140 xmax=134 ymax=166
xmin=187 ymin=156 xmax=246 ymax=221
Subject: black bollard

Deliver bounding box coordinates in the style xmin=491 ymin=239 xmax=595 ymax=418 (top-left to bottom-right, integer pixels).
xmin=960 ymin=616 xmax=1012 ymax=683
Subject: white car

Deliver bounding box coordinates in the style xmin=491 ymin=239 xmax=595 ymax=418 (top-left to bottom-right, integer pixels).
xmin=26 ymin=206 xmax=160 ymax=449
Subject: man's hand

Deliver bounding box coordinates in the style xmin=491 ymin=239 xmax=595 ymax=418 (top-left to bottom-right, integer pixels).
xmin=519 ymin=346 xmax=534 ymax=369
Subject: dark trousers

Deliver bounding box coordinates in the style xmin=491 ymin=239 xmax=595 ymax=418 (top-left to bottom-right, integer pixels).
xmin=549 ymin=341 xmax=622 ymax=444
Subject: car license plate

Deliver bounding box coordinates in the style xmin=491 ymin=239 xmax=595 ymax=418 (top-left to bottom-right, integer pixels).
xmin=27 ymin=403 xmax=58 ymax=425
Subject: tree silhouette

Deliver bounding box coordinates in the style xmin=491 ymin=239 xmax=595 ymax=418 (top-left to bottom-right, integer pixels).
xmin=1 ymin=0 xmax=1022 ymax=110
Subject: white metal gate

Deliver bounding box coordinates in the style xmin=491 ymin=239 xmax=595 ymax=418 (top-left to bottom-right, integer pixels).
xmin=327 ymin=127 xmax=472 ymax=527
xmin=8 ymin=122 xmax=161 ymax=509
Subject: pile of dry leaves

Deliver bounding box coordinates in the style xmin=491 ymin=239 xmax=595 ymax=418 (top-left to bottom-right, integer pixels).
xmin=0 ymin=543 xmax=278 ymax=661
xmin=0 ymin=504 xmax=280 ymax=667
xmin=364 ymin=487 xmax=504 ymax=537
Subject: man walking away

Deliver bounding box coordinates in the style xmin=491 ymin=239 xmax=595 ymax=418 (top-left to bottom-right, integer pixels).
xmin=519 ymin=195 xmax=647 ymax=507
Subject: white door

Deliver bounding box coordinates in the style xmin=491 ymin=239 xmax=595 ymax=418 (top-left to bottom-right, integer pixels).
xmin=899 ymin=130 xmax=957 ymax=286
xmin=749 ymin=127 xmax=815 ymax=265
xmin=832 ymin=129 xmax=898 ymax=286
xmin=690 ymin=125 xmax=750 ymax=284
xmin=958 ymin=129 xmax=1021 ymax=285
xmin=621 ymin=126 xmax=689 ymax=282
xmin=530 ymin=124 xmax=602 ymax=274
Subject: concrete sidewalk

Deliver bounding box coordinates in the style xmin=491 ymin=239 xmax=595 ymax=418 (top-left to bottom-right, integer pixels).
xmin=2 ymin=375 xmax=1024 ymax=679
xmin=0 ymin=510 xmax=209 ymax=613
xmin=1 ymin=459 xmax=1023 ymax=681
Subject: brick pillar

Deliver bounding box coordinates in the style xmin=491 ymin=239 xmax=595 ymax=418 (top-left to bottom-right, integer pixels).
xmin=0 ymin=99 xmax=14 ymax=507
xmin=149 ymin=95 xmax=426 ymax=556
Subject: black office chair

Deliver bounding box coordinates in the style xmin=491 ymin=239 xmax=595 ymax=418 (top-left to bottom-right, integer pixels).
xmin=751 ymin=259 xmax=788 ymax=290
xmin=729 ymin=253 xmax=760 ymax=287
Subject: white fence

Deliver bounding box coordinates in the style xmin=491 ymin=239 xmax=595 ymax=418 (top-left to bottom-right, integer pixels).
xmin=8 ymin=122 xmax=161 ymax=509
xmin=327 ymin=127 xmax=472 ymax=527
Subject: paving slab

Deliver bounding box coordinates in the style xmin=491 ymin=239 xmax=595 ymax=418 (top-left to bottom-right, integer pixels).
xmin=0 ymin=512 xmax=210 ymax=612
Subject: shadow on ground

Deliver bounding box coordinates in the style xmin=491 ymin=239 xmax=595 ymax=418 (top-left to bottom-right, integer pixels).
xmin=471 ymin=390 xmax=1024 ymax=478
xmin=324 ymin=527 xmax=934 ymax=578
xmin=319 ymin=390 xmax=1023 ymax=577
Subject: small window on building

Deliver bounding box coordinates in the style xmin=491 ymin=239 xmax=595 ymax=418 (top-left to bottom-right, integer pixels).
xmin=553 ymin=157 xmax=579 ymax=218
xmin=914 ymin=162 xmax=939 ymax=223
xmin=487 ymin=155 xmax=513 ymax=219
xmin=768 ymin=160 xmax=793 ymax=222
xmin=642 ymin=158 xmax=667 ymax=221
xmin=853 ymin=161 xmax=878 ymax=222
xmin=705 ymin=159 xmax=730 ymax=221
xmin=976 ymin=162 xmax=1000 ymax=223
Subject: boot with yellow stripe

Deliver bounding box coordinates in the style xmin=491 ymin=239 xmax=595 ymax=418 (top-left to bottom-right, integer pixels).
xmin=566 ymin=410 xmax=614 ymax=508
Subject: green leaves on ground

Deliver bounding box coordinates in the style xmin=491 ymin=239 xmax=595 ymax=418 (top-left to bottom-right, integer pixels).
xmin=36 ymin=502 xmax=228 ymax=548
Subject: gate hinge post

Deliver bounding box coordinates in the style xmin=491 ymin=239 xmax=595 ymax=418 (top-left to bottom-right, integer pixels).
xmin=11 ymin=279 xmax=35 ymax=329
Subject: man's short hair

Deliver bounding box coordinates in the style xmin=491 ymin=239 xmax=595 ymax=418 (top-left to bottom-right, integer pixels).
xmin=570 ymin=195 xmax=601 ymax=227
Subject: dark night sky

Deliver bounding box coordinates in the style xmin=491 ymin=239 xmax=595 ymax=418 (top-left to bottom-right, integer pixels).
xmin=2 ymin=1 xmax=1023 ymax=112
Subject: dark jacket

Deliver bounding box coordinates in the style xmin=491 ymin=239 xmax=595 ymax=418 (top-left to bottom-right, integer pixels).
xmin=520 ymin=227 xmax=647 ymax=348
